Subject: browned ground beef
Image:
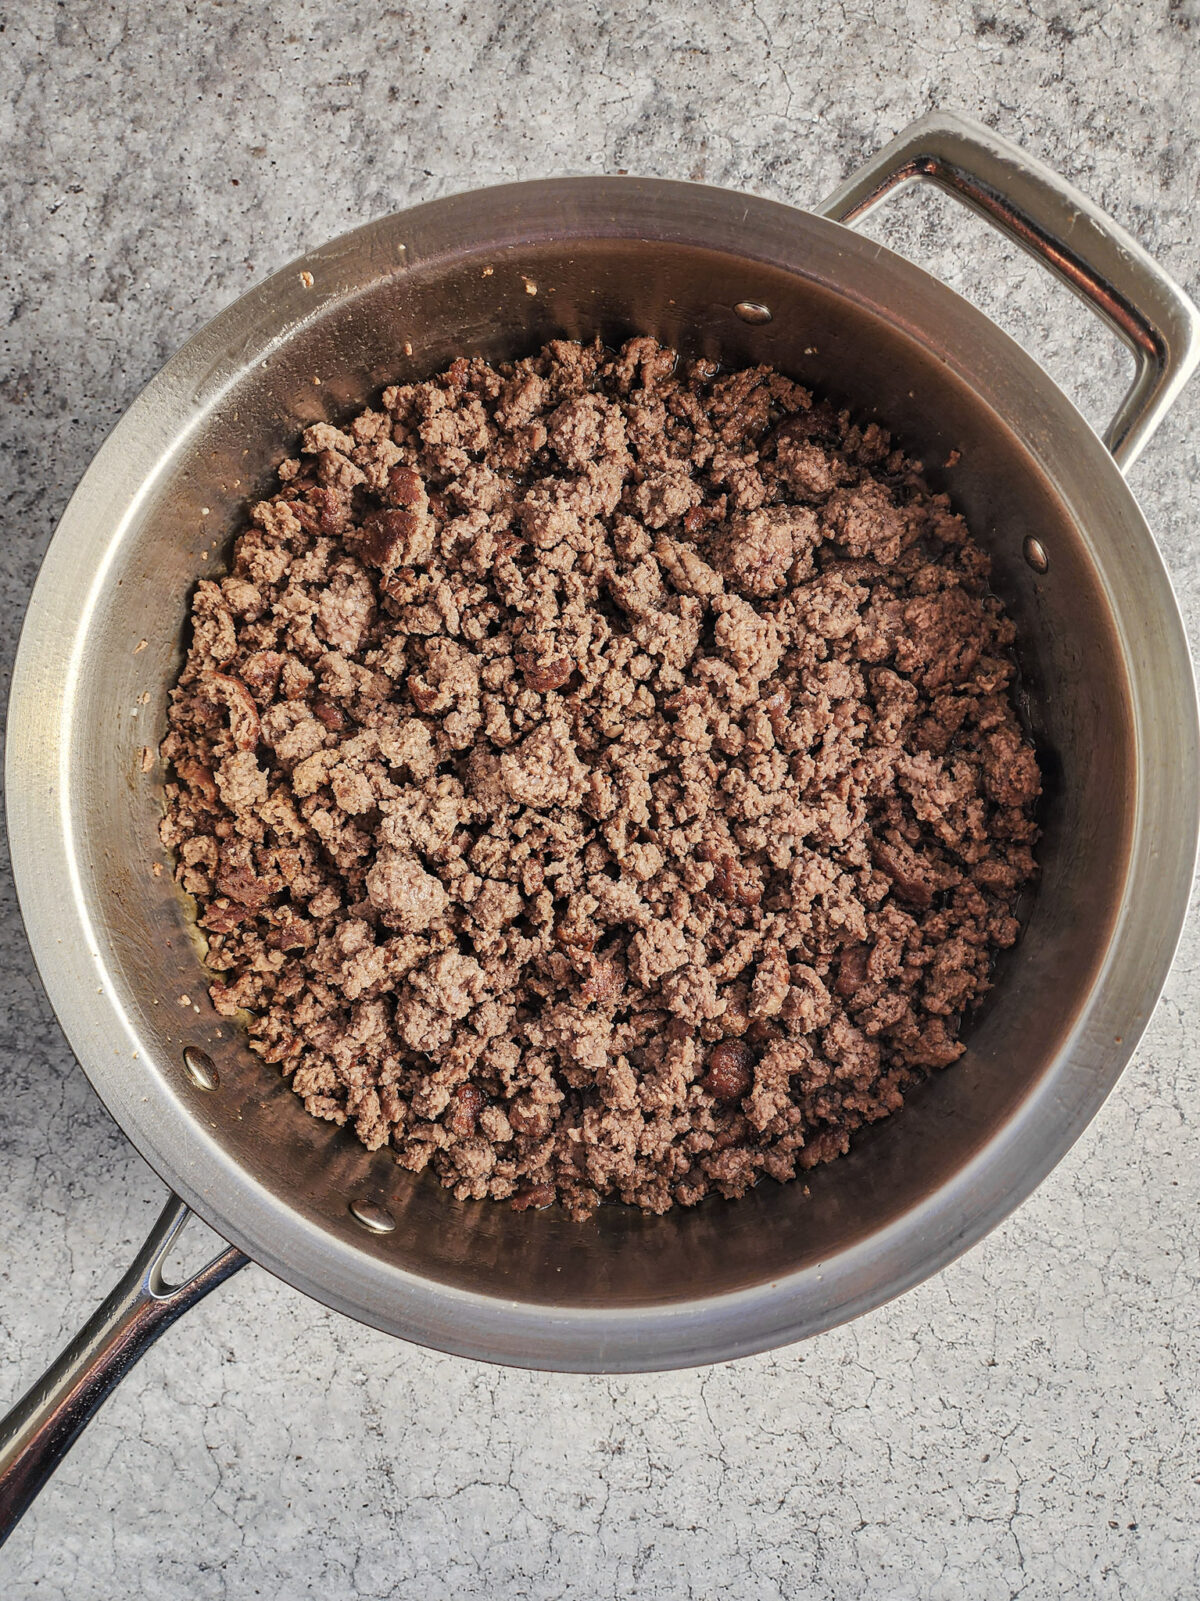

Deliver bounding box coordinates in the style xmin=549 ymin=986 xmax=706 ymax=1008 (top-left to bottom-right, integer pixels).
xmin=160 ymin=337 xmax=1040 ymax=1218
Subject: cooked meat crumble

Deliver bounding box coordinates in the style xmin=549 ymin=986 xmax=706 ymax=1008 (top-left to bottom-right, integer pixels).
xmin=159 ymin=337 xmax=1040 ymax=1219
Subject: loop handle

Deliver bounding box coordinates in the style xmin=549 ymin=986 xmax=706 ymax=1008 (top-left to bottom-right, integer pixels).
xmin=820 ymin=112 xmax=1200 ymax=471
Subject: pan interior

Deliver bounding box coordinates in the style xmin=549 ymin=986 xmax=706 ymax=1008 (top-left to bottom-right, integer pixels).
xmin=34 ymin=200 xmax=1140 ymax=1332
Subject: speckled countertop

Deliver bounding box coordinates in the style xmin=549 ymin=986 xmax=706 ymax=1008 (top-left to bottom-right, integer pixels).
xmin=2 ymin=3 xmax=1199 ymax=1597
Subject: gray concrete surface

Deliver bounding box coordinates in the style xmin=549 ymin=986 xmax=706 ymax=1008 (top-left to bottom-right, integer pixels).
xmin=2 ymin=2 xmax=1199 ymax=1596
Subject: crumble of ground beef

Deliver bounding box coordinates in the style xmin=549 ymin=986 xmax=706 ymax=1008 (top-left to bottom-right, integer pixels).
xmin=160 ymin=337 xmax=1040 ymax=1219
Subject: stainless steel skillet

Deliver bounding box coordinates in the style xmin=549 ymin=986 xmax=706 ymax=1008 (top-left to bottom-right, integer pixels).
xmin=3 ymin=113 xmax=1198 ymax=1544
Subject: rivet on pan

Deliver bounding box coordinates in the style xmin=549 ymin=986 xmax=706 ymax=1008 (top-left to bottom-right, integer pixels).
xmin=733 ymin=300 xmax=773 ymax=325
xmin=182 ymin=1046 xmax=219 ymax=1092
xmin=1023 ymin=536 xmax=1049 ymax=574
xmin=349 ymin=1200 xmax=396 ymax=1235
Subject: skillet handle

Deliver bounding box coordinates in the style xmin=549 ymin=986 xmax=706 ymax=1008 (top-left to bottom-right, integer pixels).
xmin=0 ymin=1194 xmax=248 ymax=1549
xmin=819 ymin=110 xmax=1200 ymax=472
